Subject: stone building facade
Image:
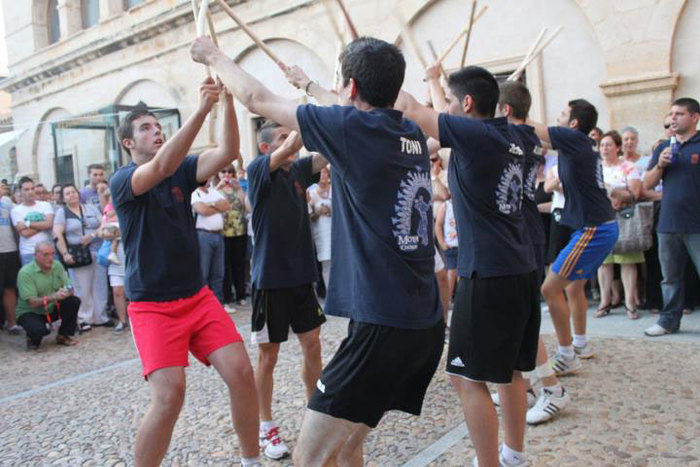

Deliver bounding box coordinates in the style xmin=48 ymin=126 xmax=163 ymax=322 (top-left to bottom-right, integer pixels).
xmin=1 ymin=0 xmax=697 ymax=186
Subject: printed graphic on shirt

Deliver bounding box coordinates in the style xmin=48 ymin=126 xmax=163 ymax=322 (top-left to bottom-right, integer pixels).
xmin=595 ymin=155 xmax=606 ymax=190
xmin=23 ymin=211 xmax=47 ymax=223
xmin=392 ymin=168 xmax=433 ymax=251
xmin=496 ymin=161 xmax=524 ymax=215
xmin=524 ymin=164 xmax=538 ymax=202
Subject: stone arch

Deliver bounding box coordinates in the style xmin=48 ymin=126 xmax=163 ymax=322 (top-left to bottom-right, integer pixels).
xmin=671 ymin=0 xmax=698 ymax=99
xmin=32 ymin=107 xmax=71 ymax=186
xmin=400 ymin=0 xmax=608 ymax=128
xmin=115 ymin=79 xmax=179 ymax=108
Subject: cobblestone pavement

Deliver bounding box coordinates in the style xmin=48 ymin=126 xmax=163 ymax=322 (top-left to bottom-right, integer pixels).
xmin=1 ymin=305 xmax=698 ymax=466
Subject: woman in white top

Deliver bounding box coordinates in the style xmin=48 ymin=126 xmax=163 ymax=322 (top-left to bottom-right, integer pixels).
xmin=308 ymin=166 xmax=332 ymax=287
xmin=597 ymin=130 xmax=643 ymax=320
xmin=435 ymin=199 xmax=459 ymax=314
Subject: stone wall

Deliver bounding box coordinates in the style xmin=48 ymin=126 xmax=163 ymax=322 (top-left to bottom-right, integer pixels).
xmin=1 ymin=0 xmax=697 ymax=184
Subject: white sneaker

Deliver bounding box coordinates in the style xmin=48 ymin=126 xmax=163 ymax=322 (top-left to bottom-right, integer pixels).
xmin=237 ymin=299 xmax=247 ymax=306
xmin=549 ymin=352 xmax=582 ymax=376
xmin=644 ymin=324 xmax=672 ymax=337
xmin=259 ymin=426 xmax=290 ymax=460
xmin=526 ymin=387 xmax=571 ymax=425
xmin=499 ymin=452 xmax=530 ymax=467
xmin=491 ymin=388 xmax=536 ymax=408
xmin=224 ymin=303 xmax=237 ymax=314
xmin=573 ymin=342 xmax=595 ymax=359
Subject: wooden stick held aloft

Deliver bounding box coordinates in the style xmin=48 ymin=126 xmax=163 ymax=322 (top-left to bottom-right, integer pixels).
xmin=508 ymin=25 xmax=563 ymax=81
xmin=216 ymin=0 xmax=285 ymax=68
xmin=459 ymin=0 xmax=477 ymax=67
xmin=436 ymin=5 xmax=488 ymax=65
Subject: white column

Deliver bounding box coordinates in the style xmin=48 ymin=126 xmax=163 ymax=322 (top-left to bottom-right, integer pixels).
xmin=100 ymin=0 xmax=124 ymax=21
xmin=57 ymin=0 xmax=82 ymax=38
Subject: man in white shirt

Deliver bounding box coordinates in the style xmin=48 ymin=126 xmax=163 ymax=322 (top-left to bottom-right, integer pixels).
xmin=192 ymin=181 xmax=231 ymax=303
xmin=0 ymin=191 xmax=21 ymax=333
xmin=11 ymin=177 xmax=55 ymax=265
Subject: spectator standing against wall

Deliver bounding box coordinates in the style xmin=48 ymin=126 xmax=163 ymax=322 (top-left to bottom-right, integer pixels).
xmin=308 ymin=166 xmax=332 ymax=288
xmin=644 ymin=98 xmax=700 ymax=336
xmin=79 ymin=164 xmax=107 ymax=210
xmin=16 ymin=242 xmax=80 ymax=349
xmin=10 ymin=177 xmax=54 ymax=266
xmin=0 ymin=191 xmax=21 ymax=334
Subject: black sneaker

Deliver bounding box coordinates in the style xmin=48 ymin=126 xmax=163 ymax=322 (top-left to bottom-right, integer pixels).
xmin=79 ymin=322 xmax=92 ymax=333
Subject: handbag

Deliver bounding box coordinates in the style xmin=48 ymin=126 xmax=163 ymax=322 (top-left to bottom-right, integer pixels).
xmin=61 ymin=205 xmax=93 ymax=268
xmin=613 ymin=201 xmax=654 ymax=254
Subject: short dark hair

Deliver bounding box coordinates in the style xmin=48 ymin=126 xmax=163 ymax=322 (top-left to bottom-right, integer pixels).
xmin=340 ymin=37 xmax=406 ymax=108
xmin=117 ymin=102 xmax=156 ymax=156
xmin=256 ymin=120 xmax=281 ymax=146
xmin=498 ymin=81 xmax=531 ymax=120
xmin=60 ymin=183 xmax=78 ymax=204
xmin=568 ymin=99 xmax=598 ymax=135
xmin=51 ymin=183 xmax=62 ymax=193
xmin=447 ymin=66 xmax=500 ymax=118
xmin=601 ymin=130 xmax=622 ymax=150
xmin=673 ymin=97 xmax=700 ymax=115
xmin=590 ymin=126 xmax=603 ymax=137
xmin=87 ymin=163 xmax=104 ymax=173
xmin=18 ymin=176 xmax=33 ymax=189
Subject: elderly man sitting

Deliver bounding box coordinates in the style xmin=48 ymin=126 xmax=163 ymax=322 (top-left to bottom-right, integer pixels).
xmin=16 ymin=241 xmax=80 ymax=349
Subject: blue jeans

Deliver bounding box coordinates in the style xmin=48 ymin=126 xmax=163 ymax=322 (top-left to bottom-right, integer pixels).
xmin=657 ymin=233 xmax=700 ymax=331
xmin=198 ymin=231 xmax=225 ymax=303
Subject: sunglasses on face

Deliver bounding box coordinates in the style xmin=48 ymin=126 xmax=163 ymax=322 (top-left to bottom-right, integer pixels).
xmin=430 ymin=158 xmax=439 ymax=163
xmin=221 ymin=170 xmax=235 ymax=174
xmin=664 ymin=124 xmax=671 ymax=129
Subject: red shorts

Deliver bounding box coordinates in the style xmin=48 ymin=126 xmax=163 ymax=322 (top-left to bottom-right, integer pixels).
xmin=128 ymin=286 xmax=242 ymax=378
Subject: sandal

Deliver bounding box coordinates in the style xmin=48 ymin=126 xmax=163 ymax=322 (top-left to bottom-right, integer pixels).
xmin=625 ymin=306 xmax=639 ymax=320
xmin=595 ymin=304 xmax=612 ymax=318
xmin=56 ymin=335 xmax=78 ymax=346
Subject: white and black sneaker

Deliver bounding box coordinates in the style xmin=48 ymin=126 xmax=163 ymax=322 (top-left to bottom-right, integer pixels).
xmin=573 ymin=342 xmax=594 ymax=359
xmin=491 ymin=388 xmax=537 ymax=408
xmin=526 ymin=386 xmax=571 ymax=425
xmin=549 ymin=352 xmax=582 ymax=376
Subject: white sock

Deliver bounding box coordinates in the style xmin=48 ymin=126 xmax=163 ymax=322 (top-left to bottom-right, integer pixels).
xmin=501 ymin=443 xmax=524 ymax=465
xmin=535 ymin=361 xmax=555 ymax=379
xmin=543 ymin=383 xmax=563 ymax=397
xmin=241 ymin=456 xmax=261 ymax=466
xmin=573 ymin=334 xmax=587 ymax=347
xmin=260 ymin=420 xmax=276 ymax=433
xmin=558 ymin=344 xmax=575 ymax=360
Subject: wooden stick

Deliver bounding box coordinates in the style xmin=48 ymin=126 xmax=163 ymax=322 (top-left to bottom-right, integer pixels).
xmin=427 ymin=40 xmax=447 ymax=81
xmin=507 ymin=27 xmax=547 ymax=81
xmin=196 ymin=0 xmax=210 ymax=37
xmin=393 ymin=9 xmax=427 ymax=69
xmin=191 ymin=0 xmax=211 ymax=78
xmin=334 ymin=0 xmax=359 ymax=40
xmin=436 ymin=5 xmax=487 ymax=64
xmin=507 ymin=26 xmax=562 ymax=81
xmin=321 ymin=0 xmax=345 ymax=46
xmin=191 ymin=0 xmax=217 ymax=146
xmin=459 ymin=0 xmax=477 ymax=67
xmin=216 ymin=0 xmax=285 ymax=67
xmin=206 ymin=11 xmax=219 ymax=47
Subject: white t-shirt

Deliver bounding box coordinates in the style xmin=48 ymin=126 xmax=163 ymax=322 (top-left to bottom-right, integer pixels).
xmin=191 ymin=188 xmax=225 ymax=231
xmin=549 ymin=165 xmax=566 ymax=211
xmin=0 ymin=196 xmax=17 ymax=253
xmin=602 ymin=160 xmax=641 ymax=191
xmin=10 ymin=201 xmax=54 ymax=255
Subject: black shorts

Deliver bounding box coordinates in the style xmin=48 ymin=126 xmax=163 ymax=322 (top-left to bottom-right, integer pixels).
xmin=446 ymin=271 xmax=540 ymax=384
xmin=546 ymin=212 xmax=574 ymax=264
xmin=251 ymin=284 xmax=325 ymax=344
xmin=308 ymin=319 xmax=445 ymax=428
xmin=0 ymin=251 xmax=20 ymax=289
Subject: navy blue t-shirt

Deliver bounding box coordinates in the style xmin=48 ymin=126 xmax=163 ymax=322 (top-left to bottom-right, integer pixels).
xmin=297 ymin=104 xmax=442 ymax=329
xmin=515 ymin=124 xmax=546 ymax=246
xmin=439 ymin=115 xmax=535 ymax=279
xmin=247 ymin=155 xmax=318 ymax=289
xmin=111 ymin=156 xmax=203 ymax=302
xmin=548 ymin=126 xmax=614 ymax=229
xmin=648 ymin=132 xmax=700 ymax=233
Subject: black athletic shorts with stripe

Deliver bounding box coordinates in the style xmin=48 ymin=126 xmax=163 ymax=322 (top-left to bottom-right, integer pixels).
xmin=446 ymin=271 xmax=540 ymax=384
xmin=308 ymin=318 xmax=445 ymax=428
xmin=251 ymin=284 xmax=325 ymax=344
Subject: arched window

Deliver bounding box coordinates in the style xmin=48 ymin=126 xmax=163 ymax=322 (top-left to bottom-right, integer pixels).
xmin=82 ymin=0 xmax=100 ymax=29
xmin=124 ymin=0 xmax=146 ymax=9
xmin=48 ymin=0 xmax=61 ymax=44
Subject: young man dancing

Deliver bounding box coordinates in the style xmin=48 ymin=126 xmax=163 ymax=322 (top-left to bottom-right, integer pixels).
xmin=191 ymin=36 xmax=444 ymax=466
xmin=497 ymin=81 xmax=570 ymax=425
xmin=530 ymin=100 xmax=618 ymax=375
xmin=247 ymin=120 xmax=326 ymax=460
xmin=110 ymin=80 xmax=260 ymax=467
xmin=397 ymin=66 xmax=540 ymax=467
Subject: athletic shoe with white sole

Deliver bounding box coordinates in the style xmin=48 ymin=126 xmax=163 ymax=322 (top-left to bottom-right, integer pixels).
xmin=526 ymin=387 xmax=571 ymax=425
xmin=549 ymin=352 xmax=582 ymax=376
xmin=573 ymin=342 xmax=594 ymax=359
xmin=644 ymin=324 xmax=673 ymax=337
xmin=491 ymin=388 xmax=537 ymax=408
xmin=260 ymin=426 xmax=290 ymax=460
xmin=472 ymin=451 xmax=530 ymax=466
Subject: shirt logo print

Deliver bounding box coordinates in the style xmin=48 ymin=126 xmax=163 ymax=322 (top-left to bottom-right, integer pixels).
xmin=171 ymin=186 xmax=184 ymax=203
xmin=691 ymin=154 xmax=699 ymax=165
xmin=496 ymin=161 xmax=523 ymax=215
xmin=392 ymin=169 xmax=433 ymax=251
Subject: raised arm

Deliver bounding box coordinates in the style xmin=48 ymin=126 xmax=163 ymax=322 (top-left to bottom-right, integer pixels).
xmin=196 ymin=88 xmax=240 ymax=182
xmin=394 ymin=90 xmax=440 ymax=141
xmin=130 ymin=79 xmax=219 ymax=196
xmin=191 ymin=37 xmax=299 ymax=132
xmin=284 ymin=65 xmax=338 ymax=107
xmin=425 ymin=64 xmax=447 ymax=112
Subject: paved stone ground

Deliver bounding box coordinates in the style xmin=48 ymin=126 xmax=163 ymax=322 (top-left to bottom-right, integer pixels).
xmin=0 ymin=305 xmax=698 ymax=466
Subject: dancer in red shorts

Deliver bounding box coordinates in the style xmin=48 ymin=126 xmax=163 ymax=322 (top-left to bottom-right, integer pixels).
xmin=110 ymin=80 xmax=261 ymax=466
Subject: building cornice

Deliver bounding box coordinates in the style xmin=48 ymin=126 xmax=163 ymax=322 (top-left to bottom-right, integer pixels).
xmin=600 ymin=72 xmax=679 ymax=97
